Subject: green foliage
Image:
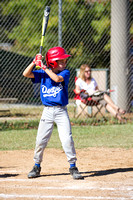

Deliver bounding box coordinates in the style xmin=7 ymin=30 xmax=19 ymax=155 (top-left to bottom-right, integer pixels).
xmin=130 ymin=1 xmax=133 ymax=34
xmin=62 ymin=1 xmax=111 ymax=68
xmin=1 ymin=0 xmax=111 ymax=68
xmin=2 ymin=0 xmax=132 ymax=68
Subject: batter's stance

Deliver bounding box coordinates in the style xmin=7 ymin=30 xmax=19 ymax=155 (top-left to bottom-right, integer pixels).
xmin=23 ymin=46 xmax=83 ymax=180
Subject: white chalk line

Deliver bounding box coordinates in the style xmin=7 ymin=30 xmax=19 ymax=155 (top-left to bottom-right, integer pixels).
xmin=0 ymin=178 xmax=132 ymax=199
xmin=0 ymin=194 xmax=132 ymax=200
xmin=0 ymin=178 xmax=133 ymax=191
xmin=0 ymin=177 xmax=65 ymax=183
xmin=0 ymin=184 xmax=133 ymax=191
xmin=0 ymin=178 xmax=61 ymax=183
xmin=0 ymin=170 xmax=22 ymax=173
xmin=0 ymin=178 xmax=131 ymax=184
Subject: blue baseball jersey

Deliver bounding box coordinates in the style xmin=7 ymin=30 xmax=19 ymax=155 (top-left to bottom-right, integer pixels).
xmin=32 ymin=69 xmax=70 ymax=106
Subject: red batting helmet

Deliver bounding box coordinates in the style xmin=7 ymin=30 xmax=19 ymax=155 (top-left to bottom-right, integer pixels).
xmin=45 ymin=46 xmax=71 ymax=68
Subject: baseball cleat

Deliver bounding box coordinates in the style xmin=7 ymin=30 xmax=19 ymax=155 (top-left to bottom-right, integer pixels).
xmin=28 ymin=165 xmax=41 ymax=178
xmin=69 ymin=167 xmax=84 ymax=180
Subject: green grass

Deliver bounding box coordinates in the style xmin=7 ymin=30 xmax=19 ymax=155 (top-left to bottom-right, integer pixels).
xmin=72 ymin=124 xmax=133 ymax=149
xmin=0 ymin=120 xmax=40 ymax=131
xmin=0 ymin=124 xmax=132 ymax=150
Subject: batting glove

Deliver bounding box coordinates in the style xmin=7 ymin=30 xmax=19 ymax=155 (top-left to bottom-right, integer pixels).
xmin=35 ymin=60 xmax=46 ymax=70
xmin=33 ymin=54 xmax=42 ymax=64
xmin=33 ymin=54 xmax=44 ymax=64
xmin=33 ymin=53 xmax=42 ymax=63
xmin=35 ymin=53 xmax=42 ymax=61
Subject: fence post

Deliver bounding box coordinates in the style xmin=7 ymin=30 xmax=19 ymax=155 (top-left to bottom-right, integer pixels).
xmin=58 ymin=0 xmax=62 ymax=47
xmin=111 ymin=0 xmax=130 ymax=111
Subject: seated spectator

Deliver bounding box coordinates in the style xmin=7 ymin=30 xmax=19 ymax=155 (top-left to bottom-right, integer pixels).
xmin=74 ymin=64 xmax=126 ymax=122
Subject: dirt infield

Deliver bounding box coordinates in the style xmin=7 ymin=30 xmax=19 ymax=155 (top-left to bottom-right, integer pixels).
xmin=0 ymin=148 xmax=133 ymax=199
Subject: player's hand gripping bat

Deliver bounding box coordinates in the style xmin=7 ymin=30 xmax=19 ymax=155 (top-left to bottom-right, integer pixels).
xmin=36 ymin=6 xmax=50 ymax=69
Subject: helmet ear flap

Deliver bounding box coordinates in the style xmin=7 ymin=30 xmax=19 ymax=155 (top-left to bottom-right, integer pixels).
xmin=49 ymin=60 xmax=58 ymax=68
xmin=46 ymin=52 xmax=58 ymax=68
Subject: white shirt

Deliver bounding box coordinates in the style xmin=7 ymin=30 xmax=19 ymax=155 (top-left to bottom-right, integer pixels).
xmin=75 ymin=77 xmax=98 ymax=94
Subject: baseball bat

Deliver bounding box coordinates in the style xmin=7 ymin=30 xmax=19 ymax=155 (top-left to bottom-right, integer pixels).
xmin=39 ymin=6 xmax=50 ymax=54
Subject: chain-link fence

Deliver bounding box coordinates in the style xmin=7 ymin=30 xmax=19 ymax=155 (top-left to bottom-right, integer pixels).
xmin=1 ymin=0 xmax=133 ymax=119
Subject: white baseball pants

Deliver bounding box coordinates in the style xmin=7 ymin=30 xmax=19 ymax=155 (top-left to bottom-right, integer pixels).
xmin=34 ymin=106 xmax=77 ymax=165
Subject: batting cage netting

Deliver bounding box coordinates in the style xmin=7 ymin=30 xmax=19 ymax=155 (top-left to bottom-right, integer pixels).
xmin=1 ymin=0 xmax=133 ymax=120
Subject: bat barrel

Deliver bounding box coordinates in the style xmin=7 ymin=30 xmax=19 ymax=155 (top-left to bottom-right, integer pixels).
xmin=42 ymin=6 xmax=50 ymax=36
xmin=39 ymin=6 xmax=50 ymax=55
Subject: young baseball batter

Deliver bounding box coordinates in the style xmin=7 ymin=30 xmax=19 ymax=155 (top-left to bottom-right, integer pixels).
xmin=23 ymin=46 xmax=83 ymax=180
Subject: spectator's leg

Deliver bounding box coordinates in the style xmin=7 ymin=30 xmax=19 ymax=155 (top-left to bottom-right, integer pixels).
xmin=104 ymin=94 xmax=125 ymax=114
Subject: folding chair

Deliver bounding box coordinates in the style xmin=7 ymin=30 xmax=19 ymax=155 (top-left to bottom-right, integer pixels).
xmin=73 ymin=77 xmax=106 ymax=119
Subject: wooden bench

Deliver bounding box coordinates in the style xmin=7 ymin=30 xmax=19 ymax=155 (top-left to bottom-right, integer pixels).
xmin=0 ymin=98 xmax=18 ymax=113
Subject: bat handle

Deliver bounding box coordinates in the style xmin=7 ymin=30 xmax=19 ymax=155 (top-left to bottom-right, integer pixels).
xmin=39 ymin=46 xmax=43 ymax=54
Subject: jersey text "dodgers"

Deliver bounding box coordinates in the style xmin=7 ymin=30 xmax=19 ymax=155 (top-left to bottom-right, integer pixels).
xmin=32 ymin=69 xmax=70 ymax=106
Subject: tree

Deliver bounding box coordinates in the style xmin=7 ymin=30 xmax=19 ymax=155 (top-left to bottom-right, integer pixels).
xmin=1 ymin=0 xmax=111 ymax=68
